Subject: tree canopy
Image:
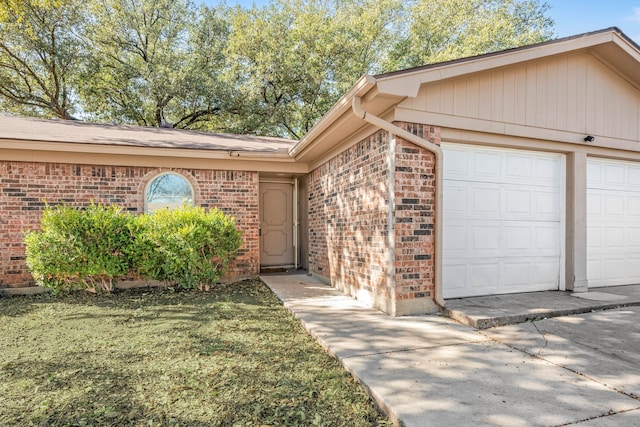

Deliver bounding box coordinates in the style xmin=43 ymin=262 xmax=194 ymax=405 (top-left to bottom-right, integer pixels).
xmin=0 ymin=0 xmax=555 ymax=138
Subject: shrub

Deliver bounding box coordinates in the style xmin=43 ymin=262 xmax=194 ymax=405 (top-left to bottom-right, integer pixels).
xmin=24 ymin=203 xmax=243 ymax=293
xmin=24 ymin=204 xmax=133 ymax=293
xmin=131 ymin=206 xmax=243 ymax=289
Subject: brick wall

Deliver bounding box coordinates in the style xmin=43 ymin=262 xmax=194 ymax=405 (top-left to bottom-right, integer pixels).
xmin=0 ymin=161 xmax=259 ymax=288
xmin=393 ymin=123 xmax=439 ymax=310
xmin=307 ymin=123 xmax=440 ymax=315
xmin=307 ymin=130 xmax=393 ymax=307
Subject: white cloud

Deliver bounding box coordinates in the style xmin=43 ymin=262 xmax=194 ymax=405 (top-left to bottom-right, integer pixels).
xmin=628 ymin=6 xmax=640 ymax=22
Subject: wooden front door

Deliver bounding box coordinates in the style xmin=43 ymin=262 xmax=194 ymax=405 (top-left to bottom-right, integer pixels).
xmin=260 ymin=182 xmax=294 ymax=266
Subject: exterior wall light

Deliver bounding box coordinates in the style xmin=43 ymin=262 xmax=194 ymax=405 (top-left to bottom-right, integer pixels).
xmin=584 ymin=135 xmax=595 ymax=142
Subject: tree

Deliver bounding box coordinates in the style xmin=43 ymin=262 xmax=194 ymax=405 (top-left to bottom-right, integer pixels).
xmin=0 ymin=0 xmax=85 ymax=119
xmin=223 ymin=0 xmax=553 ymax=138
xmin=80 ymin=0 xmax=230 ymax=129
xmin=386 ymin=0 xmax=554 ymax=69
xmin=0 ymin=0 xmax=555 ymax=137
xmin=223 ymin=0 xmax=400 ymax=138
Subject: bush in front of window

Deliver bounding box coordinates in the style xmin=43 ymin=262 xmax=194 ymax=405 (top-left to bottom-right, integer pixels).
xmin=131 ymin=206 xmax=243 ymax=289
xmin=24 ymin=203 xmax=134 ymax=293
xmin=24 ymin=204 xmax=242 ymax=293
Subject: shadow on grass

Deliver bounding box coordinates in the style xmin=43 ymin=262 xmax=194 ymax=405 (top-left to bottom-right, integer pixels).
xmin=0 ymin=278 xmax=389 ymax=426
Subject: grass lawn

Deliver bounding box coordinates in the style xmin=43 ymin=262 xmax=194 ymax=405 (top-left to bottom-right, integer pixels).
xmin=0 ymin=278 xmax=390 ymax=426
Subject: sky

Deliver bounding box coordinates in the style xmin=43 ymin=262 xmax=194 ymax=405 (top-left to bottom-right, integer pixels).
xmin=209 ymin=0 xmax=640 ymax=42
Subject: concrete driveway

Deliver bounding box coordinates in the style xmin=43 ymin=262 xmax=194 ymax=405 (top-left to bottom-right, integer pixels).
xmin=483 ymin=307 xmax=640 ymax=426
xmin=261 ymin=275 xmax=640 ymax=426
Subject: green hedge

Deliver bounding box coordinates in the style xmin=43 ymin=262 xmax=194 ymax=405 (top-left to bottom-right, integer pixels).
xmin=24 ymin=204 xmax=242 ymax=293
xmin=132 ymin=207 xmax=243 ymax=289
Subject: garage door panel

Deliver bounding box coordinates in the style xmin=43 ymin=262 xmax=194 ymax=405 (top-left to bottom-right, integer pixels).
xmin=443 ymin=225 xmax=467 ymax=251
xmin=470 ymin=264 xmax=500 ymax=289
xmin=505 ymin=190 xmax=531 ymax=214
xmin=506 ymin=155 xmax=533 ymax=179
xmin=445 ymin=221 xmax=559 ymax=258
xmin=605 ymin=163 xmax=625 ymax=185
xmin=474 ymin=152 xmax=502 ymax=179
xmin=506 ymin=226 xmax=531 ymax=249
xmin=604 ymin=227 xmax=624 ymax=248
xmin=629 ymin=257 xmax=640 ymax=276
xmin=603 ymin=259 xmax=626 ymax=279
xmin=588 ymin=157 xmax=640 ymax=287
xmin=604 ymin=195 xmax=624 ymax=216
xmin=588 ymin=254 xmax=640 ymax=286
xmin=587 ymin=227 xmax=602 ymax=249
xmin=445 ymin=146 xmax=559 ymax=186
xmin=445 ymin=181 xmax=559 ymax=221
xmin=628 ymin=197 xmax=640 ymax=216
xmin=473 ymin=188 xmax=501 ymax=215
xmin=587 ymin=192 xmax=602 ymax=216
xmin=532 ymin=260 xmax=560 ymax=283
xmin=536 ymin=191 xmax=561 ymax=215
xmin=444 ymin=257 xmax=560 ymax=298
xmin=628 ymin=227 xmax=640 ymax=246
xmin=536 ymin=226 xmax=560 ymax=250
xmin=536 ymin=158 xmax=561 ymax=181
xmin=444 ymin=184 xmax=467 ymax=214
xmin=587 ymin=162 xmax=602 ymax=185
xmin=443 ymin=143 xmax=563 ymax=298
xmin=503 ymin=263 xmax=531 ymax=286
xmin=443 ymin=148 xmax=470 ymax=178
xmin=629 ymin=167 xmax=640 ymax=185
xmin=588 ymin=160 xmax=640 ymax=191
xmin=443 ymin=263 xmax=468 ymax=293
xmin=473 ymin=226 xmax=500 ymax=250
xmin=587 ymin=257 xmax=602 ymax=284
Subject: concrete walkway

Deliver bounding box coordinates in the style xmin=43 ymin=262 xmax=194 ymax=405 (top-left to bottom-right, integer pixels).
xmin=261 ymin=274 xmax=640 ymax=427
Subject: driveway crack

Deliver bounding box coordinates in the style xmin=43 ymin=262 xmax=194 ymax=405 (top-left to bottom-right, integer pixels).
xmin=485 ymin=334 xmax=640 ymax=404
xmin=531 ymin=321 xmax=548 ymax=355
xmin=553 ymin=406 xmax=640 ymax=426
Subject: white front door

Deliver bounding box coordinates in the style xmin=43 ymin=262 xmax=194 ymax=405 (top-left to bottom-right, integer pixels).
xmin=442 ymin=143 xmax=564 ymax=298
xmin=260 ymin=182 xmax=294 ymax=267
xmin=587 ymin=158 xmax=640 ymax=287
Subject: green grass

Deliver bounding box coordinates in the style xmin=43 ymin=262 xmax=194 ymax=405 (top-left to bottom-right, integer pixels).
xmin=0 ymin=279 xmax=390 ymax=426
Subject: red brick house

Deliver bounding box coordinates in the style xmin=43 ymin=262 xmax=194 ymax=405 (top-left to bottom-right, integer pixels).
xmin=3 ymin=28 xmax=640 ymax=315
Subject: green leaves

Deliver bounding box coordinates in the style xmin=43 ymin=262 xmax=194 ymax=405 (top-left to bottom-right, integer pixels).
xmin=24 ymin=204 xmax=243 ymax=293
xmin=0 ymin=0 xmax=555 ymax=136
xmin=80 ymin=0 xmax=229 ymax=128
xmin=24 ymin=203 xmax=133 ymax=293
xmin=385 ymin=0 xmax=555 ymax=69
xmin=0 ymin=0 xmax=86 ymax=119
xmin=223 ymin=0 xmax=401 ymax=138
xmin=133 ymin=206 xmax=243 ymax=289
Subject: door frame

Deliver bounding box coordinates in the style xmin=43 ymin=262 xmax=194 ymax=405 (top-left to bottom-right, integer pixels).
xmin=259 ymin=178 xmax=299 ymax=269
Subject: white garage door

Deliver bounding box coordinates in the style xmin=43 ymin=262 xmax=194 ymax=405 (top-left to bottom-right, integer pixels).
xmin=442 ymin=143 xmax=564 ymax=298
xmin=587 ymin=158 xmax=640 ymax=287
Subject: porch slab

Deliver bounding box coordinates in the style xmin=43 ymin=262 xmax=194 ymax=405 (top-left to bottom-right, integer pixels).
xmin=444 ymin=285 xmax=640 ymax=329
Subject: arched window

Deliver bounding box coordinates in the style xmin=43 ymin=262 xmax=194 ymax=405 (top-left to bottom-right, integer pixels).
xmin=145 ymin=172 xmax=194 ymax=213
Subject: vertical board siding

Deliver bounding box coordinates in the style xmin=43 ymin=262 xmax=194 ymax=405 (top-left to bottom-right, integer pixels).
xmin=405 ymin=53 xmax=640 ymax=140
